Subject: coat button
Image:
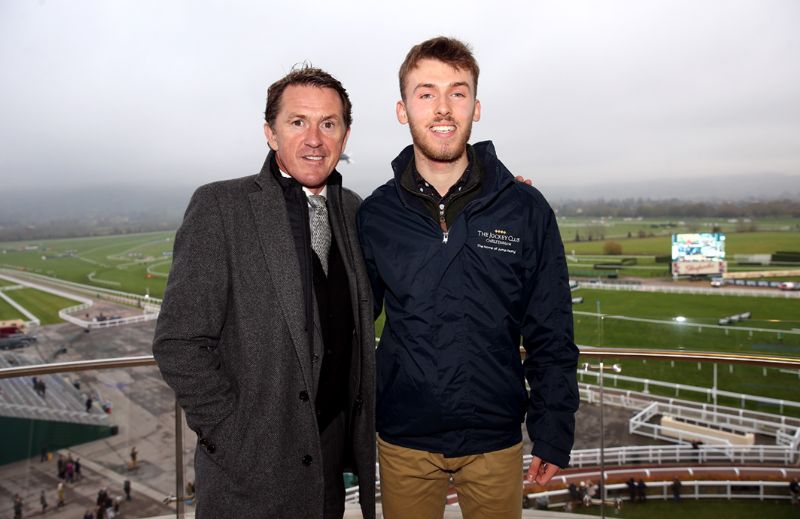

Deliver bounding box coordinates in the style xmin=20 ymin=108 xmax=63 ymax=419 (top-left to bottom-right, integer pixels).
xmin=299 ymin=391 xmax=309 ymax=401
xmin=202 ymin=440 xmax=216 ymax=454
xmin=312 ymin=353 xmax=320 ymax=362
xmin=302 ymin=455 xmax=313 ymax=466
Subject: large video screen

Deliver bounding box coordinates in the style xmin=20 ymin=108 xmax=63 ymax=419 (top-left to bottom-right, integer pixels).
xmin=671 ymin=233 xmax=726 ymax=276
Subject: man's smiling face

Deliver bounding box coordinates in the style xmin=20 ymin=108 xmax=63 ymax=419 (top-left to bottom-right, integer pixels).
xmin=397 ymin=58 xmax=480 ymax=164
xmin=264 ymin=84 xmax=350 ymax=193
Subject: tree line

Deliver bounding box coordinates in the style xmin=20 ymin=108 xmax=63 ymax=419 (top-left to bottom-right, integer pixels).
xmin=553 ymin=198 xmax=800 ymax=218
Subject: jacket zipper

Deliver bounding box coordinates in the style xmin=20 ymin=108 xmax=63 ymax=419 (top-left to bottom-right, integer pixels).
xmin=438 ymin=203 xmax=448 ymax=244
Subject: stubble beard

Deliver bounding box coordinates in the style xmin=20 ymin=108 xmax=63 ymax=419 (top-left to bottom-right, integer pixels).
xmin=409 ymin=117 xmax=473 ymax=164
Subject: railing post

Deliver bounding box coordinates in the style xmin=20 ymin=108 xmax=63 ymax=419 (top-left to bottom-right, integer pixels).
xmin=175 ymin=400 xmax=185 ymax=519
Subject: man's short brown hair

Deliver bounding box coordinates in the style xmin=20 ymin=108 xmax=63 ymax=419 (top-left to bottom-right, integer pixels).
xmin=264 ymin=64 xmax=352 ymax=128
xmin=398 ymin=36 xmax=480 ymax=100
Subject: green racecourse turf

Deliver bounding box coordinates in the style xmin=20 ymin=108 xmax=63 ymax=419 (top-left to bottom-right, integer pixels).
xmin=0 ymin=288 xmax=83 ymax=325
xmin=572 ymin=499 xmax=796 ymax=519
xmin=563 ymin=231 xmax=800 ymax=256
xmin=0 ymin=297 xmax=26 ymax=321
xmin=576 ymin=288 xmax=800 ymax=408
xmin=0 ymin=231 xmax=174 ymax=298
xmin=557 ymin=216 xmax=800 ymax=242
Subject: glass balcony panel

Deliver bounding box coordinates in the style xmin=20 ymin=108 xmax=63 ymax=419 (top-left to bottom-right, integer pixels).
xmin=524 ymin=353 xmax=800 ymax=518
xmin=0 ymin=360 xmax=183 ymax=518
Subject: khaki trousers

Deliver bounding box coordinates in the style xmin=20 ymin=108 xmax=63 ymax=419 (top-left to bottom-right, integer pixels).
xmin=378 ymin=436 xmax=523 ymax=519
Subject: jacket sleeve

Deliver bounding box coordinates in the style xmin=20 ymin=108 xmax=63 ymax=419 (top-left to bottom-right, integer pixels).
xmin=357 ymin=204 xmax=386 ymax=319
xmin=521 ymin=206 xmax=579 ymax=468
xmin=152 ymin=184 xmax=236 ymax=438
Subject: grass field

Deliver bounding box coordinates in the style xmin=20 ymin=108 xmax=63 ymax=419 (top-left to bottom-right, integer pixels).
xmin=557 ymin=216 xmax=800 ymax=243
xmin=0 ymin=297 xmax=26 ymax=321
xmin=0 ymin=288 xmax=84 ymax=325
xmin=2 ymin=228 xmax=799 ymax=404
xmin=564 ymin=231 xmax=800 ymax=256
xmin=0 ymin=231 xmax=174 ymax=297
xmin=573 ymin=499 xmax=796 ymax=519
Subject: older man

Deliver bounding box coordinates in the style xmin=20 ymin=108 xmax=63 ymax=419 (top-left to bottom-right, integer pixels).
xmin=153 ymin=66 xmax=375 ymax=519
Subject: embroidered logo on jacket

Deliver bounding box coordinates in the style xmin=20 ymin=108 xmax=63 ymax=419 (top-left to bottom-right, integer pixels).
xmin=476 ymin=229 xmax=521 ymax=255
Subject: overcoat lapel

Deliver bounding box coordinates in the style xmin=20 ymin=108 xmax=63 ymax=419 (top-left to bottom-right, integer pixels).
xmin=327 ymin=182 xmax=362 ymax=392
xmin=249 ymin=171 xmax=313 ymax=393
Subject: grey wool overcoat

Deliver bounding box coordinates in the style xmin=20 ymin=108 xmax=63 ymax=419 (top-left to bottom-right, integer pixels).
xmin=152 ymin=155 xmax=376 ymax=519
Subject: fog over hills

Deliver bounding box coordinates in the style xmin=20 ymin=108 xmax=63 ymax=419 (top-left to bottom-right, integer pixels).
xmin=540 ymin=172 xmax=800 ymax=202
xmin=1 ymin=172 xmax=797 ymax=239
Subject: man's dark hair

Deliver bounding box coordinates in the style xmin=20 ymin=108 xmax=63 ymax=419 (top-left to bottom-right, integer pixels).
xmin=398 ymin=36 xmax=480 ymax=100
xmin=264 ymin=64 xmax=352 ymax=128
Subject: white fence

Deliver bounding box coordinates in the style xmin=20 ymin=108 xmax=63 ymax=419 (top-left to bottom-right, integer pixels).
xmin=525 ymin=480 xmax=798 ymax=509
xmin=1 ymin=271 xmax=161 ymax=330
xmin=58 ymin=304 xmax=159 ymax=330
xmin=578 ymin=367 xmax=800 ymax=416
xmin=0 ymin=268 xmax=163 ymax=307
xmin=545 ymin=444 xmax=798 ymax=468
xmin=580 ymin=383 xmax=800 ymax=452
xmin=578 ymin=280 xmax=800 ymax=299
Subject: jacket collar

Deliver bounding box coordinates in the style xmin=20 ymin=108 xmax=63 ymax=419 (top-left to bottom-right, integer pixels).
xmin=390 ymin=140 xmax=513 ymax=209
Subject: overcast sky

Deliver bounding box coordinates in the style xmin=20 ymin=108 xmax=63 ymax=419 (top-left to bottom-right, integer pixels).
xmin=1 ymin=0 xmax=799 ymax=198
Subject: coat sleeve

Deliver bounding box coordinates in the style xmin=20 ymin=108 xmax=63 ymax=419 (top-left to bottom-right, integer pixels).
xmin=152 ymin=184 xmax=235 ymax=438
xmin=521 ymin=206 xmax=579 ymax=468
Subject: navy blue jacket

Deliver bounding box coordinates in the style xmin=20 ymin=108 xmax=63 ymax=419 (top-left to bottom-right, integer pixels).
xmin=358 ymin=141 xmax=579 ymax=468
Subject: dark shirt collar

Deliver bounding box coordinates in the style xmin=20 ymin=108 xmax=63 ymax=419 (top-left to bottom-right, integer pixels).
xmin=411 ymin=149 xmax=473 ymax=204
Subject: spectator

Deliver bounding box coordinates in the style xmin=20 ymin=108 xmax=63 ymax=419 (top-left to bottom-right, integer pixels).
xmin=672 ymin=477 xmax=682 ymax=502
xmin=587 ymin=479 xmax=598 ymax=499
xmin=57 ymin=482 xmax=66 ymax=507
xmin=83 ymin=509 xmax=94 ymax=519
xmin=66 ymin=457 xmax=75 ymax=483
xmin=790 ymin=478 xmax=799 ymax=505
xmin=690 ymin=439 xmax=703 ymax=462
xmin=626 ymin=478 xmax=636 ymax=503
xmin=40 ymin=489 xmax=48 ymax=513
xmin=129 ymin=446 xmax=137 ymax=468
xmin=97 ymin=487 xmax=108 ymax=507
xmin=75 ymin=458 xmax=82 ymax=481
xmin=57 ymin=453 xmax=66 ymax=480
xmin=40 ymin=444 xmax=48 ymax=462
xmin=13 ymin=494 xmax=22 ymax=519
xmin=637 ymin=479 xmax=647 ymax=502
xmin=86 ymin=395 xmax=93 ymax=413
xmin=123 ymin=480 xmax=131 ymax=501
xmin=568 ymin=482 xmax=580 ymax=505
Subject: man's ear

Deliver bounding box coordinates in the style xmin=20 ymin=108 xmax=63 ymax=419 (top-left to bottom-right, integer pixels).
xmin=396 ymin=100 xmax=408 ymax=125
xmin=473 ymin=99 xmax=481 ymax=122
xmin=264 ymin=123 xmax=278 ymax=151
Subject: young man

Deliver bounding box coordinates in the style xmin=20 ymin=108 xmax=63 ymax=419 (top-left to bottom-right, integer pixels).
xmin=358 ymin=37 xmax=579 ymax=518
xmin=153 ymin=66 xmax=375 ymax=519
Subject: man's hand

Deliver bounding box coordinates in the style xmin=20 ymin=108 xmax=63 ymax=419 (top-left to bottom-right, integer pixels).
xmin=525 ymin=456 xmax=560 ymax=485
xmin=514 ymin=175 xmax=533 ymax=186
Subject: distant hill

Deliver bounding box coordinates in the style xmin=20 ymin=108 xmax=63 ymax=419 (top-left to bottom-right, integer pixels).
xmin=0 ymin=174 xmax=797 ymax=241
xmin=542 ymin=173 xmax=800 ymax=202
xmin=0 ymin=185 xmax=191 ymax=241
